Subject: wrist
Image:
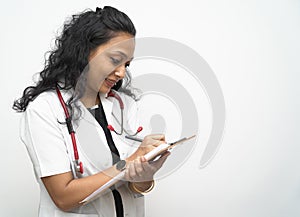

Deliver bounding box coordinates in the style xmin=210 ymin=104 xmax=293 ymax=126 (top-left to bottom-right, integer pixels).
xmin=115 ymin=159 xmax=127 ymax=172
xmin=129 ymin=180 xmax=155 ymax=194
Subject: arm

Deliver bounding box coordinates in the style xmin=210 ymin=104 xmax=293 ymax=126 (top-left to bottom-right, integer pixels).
xmin=42 ymin=164 xmax=120 ymax=211
xmin=23 ymin=98 xmax=166 ymax=211
xmin=42 ymin=134 xmax=166 ymax=211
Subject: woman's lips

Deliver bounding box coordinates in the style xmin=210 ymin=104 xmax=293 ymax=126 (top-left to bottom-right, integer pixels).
xmin=104 ymin=78 xmax=116 ymax=88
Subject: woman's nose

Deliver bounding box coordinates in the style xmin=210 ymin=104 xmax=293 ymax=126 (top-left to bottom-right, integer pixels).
xmin=114 ymin=65 xmax=126 ymax=79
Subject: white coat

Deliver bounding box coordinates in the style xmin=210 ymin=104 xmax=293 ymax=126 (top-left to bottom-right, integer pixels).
xmin=20 ymin=89 xmax=145 ymax=217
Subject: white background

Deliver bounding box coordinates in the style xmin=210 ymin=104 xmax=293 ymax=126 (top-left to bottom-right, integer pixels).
xmin=1 ymin=0 xmax=300 ymax=216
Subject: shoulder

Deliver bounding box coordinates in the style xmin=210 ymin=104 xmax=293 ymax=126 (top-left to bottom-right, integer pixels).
xmin=26 ymin=89 xmax=73 ymax=115
xmin=26 ymin=90 xmax=57 ymax=112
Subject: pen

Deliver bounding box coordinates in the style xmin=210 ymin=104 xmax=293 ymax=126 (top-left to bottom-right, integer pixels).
xmin=125 ymin=135 xmax=143 ymax=142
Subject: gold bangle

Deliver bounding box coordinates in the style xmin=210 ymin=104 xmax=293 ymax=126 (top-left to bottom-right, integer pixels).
xmin=129 ymin=180 xmax=155 ymax=194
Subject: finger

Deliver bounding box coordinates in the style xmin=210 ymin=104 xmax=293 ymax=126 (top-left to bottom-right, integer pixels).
xmin=128 ymin=161 xmax=137 ymax=181
xmin=151 ymin=151 xmax=171 ymax=169
xmin=141 ymin=161 xmax=155 ymax=175
xmin=134 ymin=157 xmax=144 ymax=176
xmin=139 ymin=161 xmax=155 ymax=182
xmin=160 ymin=150 xmax=171 ymax=158
xmin=147 ymin=134 xmax=165 ymax=141
xmin=151 ymin=139 xmax=166 ymax=147
xmin=141 ymin=156 xmax=147 ymax=163
xmin=141 ymin=156 xmax=156 ymax=173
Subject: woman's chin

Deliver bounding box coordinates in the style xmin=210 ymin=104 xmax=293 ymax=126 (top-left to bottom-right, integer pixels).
xmin=99 ymin=86 xmax=111 ymax=94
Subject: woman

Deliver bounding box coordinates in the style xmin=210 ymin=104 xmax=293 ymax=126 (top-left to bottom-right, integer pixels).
xmin=13 ymin=6 xmax=170 ymax=217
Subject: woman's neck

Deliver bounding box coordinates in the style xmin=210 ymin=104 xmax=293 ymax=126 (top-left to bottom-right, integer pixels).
xmin=80 ymin=91 xmax=100 ymax=108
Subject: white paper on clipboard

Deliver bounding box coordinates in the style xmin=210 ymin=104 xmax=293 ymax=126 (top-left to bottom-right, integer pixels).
xmin=80 ymin=135 xmax=196 ymax=204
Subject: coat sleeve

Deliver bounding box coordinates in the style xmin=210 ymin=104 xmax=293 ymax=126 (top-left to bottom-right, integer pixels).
xmin=20 ymin=95 xmax=71 ymax=178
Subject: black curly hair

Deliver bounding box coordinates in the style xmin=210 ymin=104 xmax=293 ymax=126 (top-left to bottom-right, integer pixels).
xmin=13 ymin=6 xmax=136 ymax=112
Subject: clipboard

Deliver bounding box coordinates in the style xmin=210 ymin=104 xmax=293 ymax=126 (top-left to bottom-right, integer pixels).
xmin=80 ymin=135 xmax=196 ymax=204
xmin=144 ymin=135 xmax=196 ymax=161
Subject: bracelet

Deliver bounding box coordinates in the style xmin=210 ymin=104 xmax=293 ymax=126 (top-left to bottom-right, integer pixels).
xmin=129 ymin=180 xmax=155 ymax=194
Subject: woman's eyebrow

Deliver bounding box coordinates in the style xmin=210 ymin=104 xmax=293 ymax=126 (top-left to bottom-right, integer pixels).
xmin=110 ymin=50 xmax=127 ymax=58
xmin=112 ymin=50 xmax=134 ymax=61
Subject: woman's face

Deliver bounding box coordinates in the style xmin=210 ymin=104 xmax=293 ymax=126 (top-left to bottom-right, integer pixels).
xmin=87 ymin=32 xmax=135 ymax=95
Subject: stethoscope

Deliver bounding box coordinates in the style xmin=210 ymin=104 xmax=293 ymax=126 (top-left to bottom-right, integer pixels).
xmin=55 ymin=87 xmax=143 ymax=174
xmin=106 ymin=90 xmax=143 ymax=136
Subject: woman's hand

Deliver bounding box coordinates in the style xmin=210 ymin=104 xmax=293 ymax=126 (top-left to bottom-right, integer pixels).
xmin=125 ymin=151 xmax=170 ymax=182
xmin=127 ymin=134 xmax=166 ymax=161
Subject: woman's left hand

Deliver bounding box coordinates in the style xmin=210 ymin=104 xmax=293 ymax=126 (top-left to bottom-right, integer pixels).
xmin=124 ymin=151 xmax=171 ymax=182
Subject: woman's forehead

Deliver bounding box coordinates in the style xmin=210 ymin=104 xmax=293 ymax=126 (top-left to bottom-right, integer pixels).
xmin=94 ymin=33 xmax=135 ymax=58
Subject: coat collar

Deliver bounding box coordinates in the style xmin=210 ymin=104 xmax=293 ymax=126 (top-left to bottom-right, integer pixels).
xmin=59 ymin=89 xmax=115 ymax=170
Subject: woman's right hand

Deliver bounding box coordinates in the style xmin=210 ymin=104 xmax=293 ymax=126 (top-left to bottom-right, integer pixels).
xmin=126 ymin=134 xmax=165 ymax=161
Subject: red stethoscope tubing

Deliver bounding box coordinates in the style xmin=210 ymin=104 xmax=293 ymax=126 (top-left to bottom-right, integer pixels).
xmin=56 ymin=87 xmax=83 ymax=174
xmin=55 ymin=87 xmax=142 ymax=175
xmin=106 ymin=90 xmax=143 ymax=136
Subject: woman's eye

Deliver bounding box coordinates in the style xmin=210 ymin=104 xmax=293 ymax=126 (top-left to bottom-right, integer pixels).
xmin=110 ymin=57 xmax=121 ymax=65
xmin=125 ymin=62 xmax=130 ymax=68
